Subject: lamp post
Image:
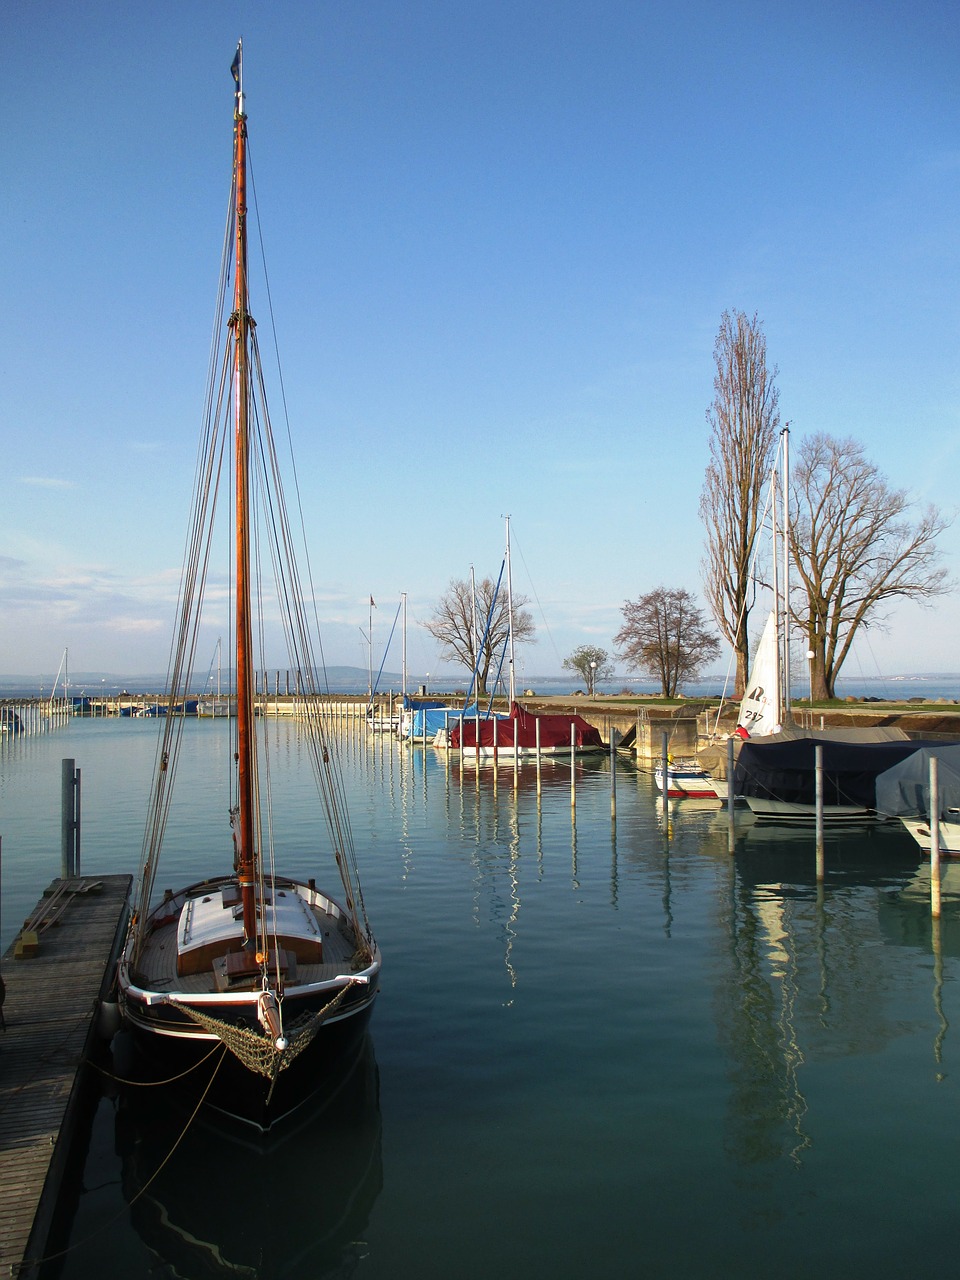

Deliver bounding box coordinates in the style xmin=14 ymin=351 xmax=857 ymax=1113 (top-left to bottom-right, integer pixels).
xmin=806 ymin=650 xmax=815 ymax=703
xmin=590 ymin=661 xmax=597 ymax=699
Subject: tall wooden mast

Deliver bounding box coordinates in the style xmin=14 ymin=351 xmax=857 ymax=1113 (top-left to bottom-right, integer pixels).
xmin=231 ymin=41 xmax=258 ymax=950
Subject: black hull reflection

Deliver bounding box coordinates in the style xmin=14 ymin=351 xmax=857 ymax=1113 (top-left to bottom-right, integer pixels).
xmin=116 ymin=1034 xmax=382 ymax=1279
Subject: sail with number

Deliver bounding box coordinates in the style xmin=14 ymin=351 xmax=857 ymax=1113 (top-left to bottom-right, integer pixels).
xmin=735 ymin=610 xmax=781 ymax=739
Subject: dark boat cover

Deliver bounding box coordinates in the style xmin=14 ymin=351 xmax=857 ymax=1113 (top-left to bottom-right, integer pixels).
xmin=452 ymin=702 xmax=603 ymax=750
xmin=734 ymin=735 xmax=946 ymax=810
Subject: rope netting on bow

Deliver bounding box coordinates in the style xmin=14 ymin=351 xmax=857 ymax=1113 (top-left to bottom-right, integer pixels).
xmin=176 ymin=977 xmax=362 ymax=1083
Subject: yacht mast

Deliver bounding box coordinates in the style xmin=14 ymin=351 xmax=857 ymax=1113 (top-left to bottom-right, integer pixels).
xmin=231 ymin=40 xmax=258 ymax=950
xmin=505 ymin=516 xmax=516 ymax=704
xmin=770 ymin=471 xmax=783 ymax=730
xmin=781 ymin=425 xmax=792 ymax=723
xmin=401 ymin=592 xmax=407 ymax=703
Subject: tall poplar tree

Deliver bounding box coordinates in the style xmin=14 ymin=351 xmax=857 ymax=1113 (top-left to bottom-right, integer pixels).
xmin=699 ymin=310 xmax=780 ymax=697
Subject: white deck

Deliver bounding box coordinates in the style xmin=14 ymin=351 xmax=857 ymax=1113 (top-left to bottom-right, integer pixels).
xmin=135 ymin=889 xmax=361 ymax=995
xmin=178 ymin=883 xmax=324 ymax=960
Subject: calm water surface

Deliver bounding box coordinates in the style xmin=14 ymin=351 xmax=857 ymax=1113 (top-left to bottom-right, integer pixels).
xmin=1 ymin=718 xmax=958 ymax=1279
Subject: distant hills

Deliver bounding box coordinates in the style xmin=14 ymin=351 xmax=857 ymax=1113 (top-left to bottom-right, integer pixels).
xmin=0 ymin=666 xmax=408 ymax=695
xmin=3 ymin=669 xmax=960 ymax=700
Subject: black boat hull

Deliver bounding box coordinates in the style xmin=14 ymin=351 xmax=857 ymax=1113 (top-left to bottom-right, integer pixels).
xmin=122 ymin=989 xmax=378 ymax=1131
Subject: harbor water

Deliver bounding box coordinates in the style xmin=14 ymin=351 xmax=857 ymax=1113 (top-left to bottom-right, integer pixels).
xmin=1 ymin=716 xmax=958 ymax=1279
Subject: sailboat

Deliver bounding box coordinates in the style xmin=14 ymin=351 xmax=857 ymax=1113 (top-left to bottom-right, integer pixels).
xmin=365 ymin=593 xmax=405 ymax=734
xmin=656 ymin=432 xmax=794 ymax=801
xmin=652 ymin=610 xmax=782 ymax=797
xmin=723 ymin=434 xmax=934 ymax=823
xmin=116 ymin=43 xmax=381 ymax=1131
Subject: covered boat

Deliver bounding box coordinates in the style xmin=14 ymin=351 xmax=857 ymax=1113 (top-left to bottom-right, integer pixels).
xmin=734 ymin=728 xmax=942 ymax=822
xmin=876 ymin=743 xmax=960 ymax=855
xmin=450 ymin=701 xmax=604 ymax=759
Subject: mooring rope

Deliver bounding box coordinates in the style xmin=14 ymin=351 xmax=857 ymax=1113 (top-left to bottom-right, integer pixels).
xmin=85 ymin=1037 xmax=225 ymax=1088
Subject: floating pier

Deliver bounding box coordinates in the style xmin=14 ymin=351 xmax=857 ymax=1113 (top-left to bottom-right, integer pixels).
xmin=0 ymin=873 xmax=131 ymax=1280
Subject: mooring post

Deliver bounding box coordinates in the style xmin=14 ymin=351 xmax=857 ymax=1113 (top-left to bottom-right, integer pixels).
xmin=931 ymin=754 xmax=942 ymax=919
xmin=815 ymin=744 xmax=825 ymax=880
xmin=570 ymin=724 xmax=576 ymax=812
xmin=61 ymin=758 xmax=80 ymax=878
xmin=726 ymin=736 xmax=736 ymax=854
xmin=610 ymin=732 xmax=617 ymax=822
xmin=661 ymin=733 xmax=669 ymax=827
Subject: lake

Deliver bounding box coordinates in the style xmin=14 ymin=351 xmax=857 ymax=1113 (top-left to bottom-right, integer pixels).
xmin=1 ymin=716 xmax=957 ymax=1279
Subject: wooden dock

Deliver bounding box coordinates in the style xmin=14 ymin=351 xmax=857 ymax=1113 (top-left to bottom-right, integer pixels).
xmin=0 ymin=874 xmax=131 ymax=1280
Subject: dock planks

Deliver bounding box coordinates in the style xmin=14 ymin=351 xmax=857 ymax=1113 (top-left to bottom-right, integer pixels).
xmin=0 ymin=874 xmax=131 ymax=1280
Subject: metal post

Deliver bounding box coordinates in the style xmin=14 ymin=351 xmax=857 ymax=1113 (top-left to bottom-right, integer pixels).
xmin=931 ymin=755 xmax=942 ymax=919
xmin=61 ymin=758 xmax=80 ymax=878
xmin=727 ymin=736 xmax=736 ymax=854
xmin=571 ymin=723 xmax=576 ymax=812
xmin=610 ymin=732 xmax=617 ymax=822
xmin=815 ymin=744 xmax=824 ymax=880
xmin=661 ymin=732 xmax=669 ymax=827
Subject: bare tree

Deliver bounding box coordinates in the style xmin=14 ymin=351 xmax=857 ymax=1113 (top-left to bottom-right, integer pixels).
xmin=789 ymin=433 xmax=953 ymax=699
xmin=614 ymin=588 xmax=720 ymax=697
xmin=423 ymin=575 xmax=534 ymax=698
xmin=700 ymin=310 xmax=780 ymax=697
xmin=562 ymin=645 xmax=614 ymax=695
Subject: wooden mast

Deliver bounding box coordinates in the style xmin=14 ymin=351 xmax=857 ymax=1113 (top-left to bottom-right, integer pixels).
xmin=231 ymin=41 xmax=258 ymax=951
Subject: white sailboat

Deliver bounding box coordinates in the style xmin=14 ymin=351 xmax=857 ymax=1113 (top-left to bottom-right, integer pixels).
xmin=656 ymin=433 xmax=791 ymax=801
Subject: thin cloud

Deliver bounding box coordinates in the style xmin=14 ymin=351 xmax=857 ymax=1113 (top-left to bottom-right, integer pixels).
xmin=19 ymin=475 xmax=75 ymax=490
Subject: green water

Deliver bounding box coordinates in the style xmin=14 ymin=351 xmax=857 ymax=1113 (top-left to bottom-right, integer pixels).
xmin=1 ymin=718 xmax=957 ymax=1278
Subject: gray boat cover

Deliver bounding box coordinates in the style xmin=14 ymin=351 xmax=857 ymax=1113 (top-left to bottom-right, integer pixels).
xmin=875 ymin=744 xmax=960 ymax=819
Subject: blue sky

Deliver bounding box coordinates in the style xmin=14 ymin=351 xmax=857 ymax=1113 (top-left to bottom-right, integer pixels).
xmin=3 ymin=0 xmax=960 ymax=686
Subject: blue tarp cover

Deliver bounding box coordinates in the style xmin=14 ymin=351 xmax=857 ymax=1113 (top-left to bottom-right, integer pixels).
xmin=406 ymin=703 xmax=504 ymax=738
